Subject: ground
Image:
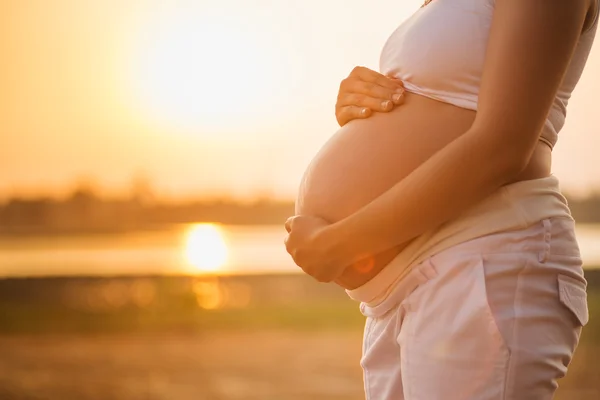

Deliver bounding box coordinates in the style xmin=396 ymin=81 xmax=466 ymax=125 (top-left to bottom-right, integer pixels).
xmin=0 ymin=331 xmax=364 ymax=400
xmin=1 ymin=330 xmax=598 ymax=400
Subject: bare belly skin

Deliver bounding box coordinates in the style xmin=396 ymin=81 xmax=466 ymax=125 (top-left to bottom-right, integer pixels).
xmin=296 ymin=92 xmax=552 ymax=289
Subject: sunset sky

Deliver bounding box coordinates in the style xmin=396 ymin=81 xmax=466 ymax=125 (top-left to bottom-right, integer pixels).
xmin=1 ymin=0 xmax=599 ymax=202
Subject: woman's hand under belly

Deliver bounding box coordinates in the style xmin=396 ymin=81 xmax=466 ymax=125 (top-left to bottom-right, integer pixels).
xmin=296 ymin=93 xmax=477 ymax=289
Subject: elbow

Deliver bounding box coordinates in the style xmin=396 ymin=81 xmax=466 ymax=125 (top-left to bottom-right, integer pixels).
xmin=503 ymin=154 xmax=530 ymax=181
xmin=492 ymin=143 xmax=532 ymax=183
xmin=474 ymin=128 xmax=533 ymax=184
xmin=470 ymin=122 xmax=545 ymax=185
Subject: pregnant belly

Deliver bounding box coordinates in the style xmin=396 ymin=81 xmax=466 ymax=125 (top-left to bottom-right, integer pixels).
xmin=296 ymin=93 xmax=477 ymax=289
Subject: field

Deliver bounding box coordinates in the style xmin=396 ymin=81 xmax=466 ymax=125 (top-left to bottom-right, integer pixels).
xmin=0 ymin=273 xmax=598 ymax=399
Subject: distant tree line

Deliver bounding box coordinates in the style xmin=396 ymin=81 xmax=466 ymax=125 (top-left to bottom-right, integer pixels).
xmin=568 ymin=195 xmax=600 ymax=224
xmin=0 ymin=184 xmax=599 ymax=235
xmin=0 ymin=188 xmax=294 ymax=235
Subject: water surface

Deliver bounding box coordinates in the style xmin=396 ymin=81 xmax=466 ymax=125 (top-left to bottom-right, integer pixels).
xmin=1 ymin=223 xmax=598 ymax=278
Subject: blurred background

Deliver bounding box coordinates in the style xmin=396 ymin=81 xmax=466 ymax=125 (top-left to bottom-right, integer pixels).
xmin=1 ymin=0 xmax=599 ymax=399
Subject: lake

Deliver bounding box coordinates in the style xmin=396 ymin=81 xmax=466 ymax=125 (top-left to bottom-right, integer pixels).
xmin=1 ymin=223 xmax=599 ymax=278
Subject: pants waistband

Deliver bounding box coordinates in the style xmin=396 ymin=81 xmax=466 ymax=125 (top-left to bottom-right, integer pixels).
xmin=347 ymin=175 xmax=573 ymax=305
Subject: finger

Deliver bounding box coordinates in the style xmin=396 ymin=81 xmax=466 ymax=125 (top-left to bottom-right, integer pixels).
xmin=349 ymin=66 xmax=404 ymax=91
xmin=283 ymin=234 xmax=292 ymax=255
xmin=386 ymin=75 xmax=405 ymax=87
xmin=285 ymin=217 xmax=294 ymax=233
xmin=337 ymin=93 xmax=397 ymax=112
xmin=284 ymin=235 xmax=297 ymax=260
xmin=392 ymin=90 xmax=405 ymax=106
xmin=336 ymin=106 xmax=373 ymax=126
xmin=336 ymin=106 xmax=371 ymax=127
xmin=340 ymin=78 xmax=405 ymax=105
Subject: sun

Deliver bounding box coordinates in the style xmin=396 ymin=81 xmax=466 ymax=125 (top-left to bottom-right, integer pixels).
xmin=128 ymin=7 xmax=285 ymax=134
xmin=184 ymin=223 xmax=228 ymax=273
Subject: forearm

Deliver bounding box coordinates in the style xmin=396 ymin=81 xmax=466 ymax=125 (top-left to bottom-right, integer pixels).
xmin=325 ymin=127 xmax=526 ymax=265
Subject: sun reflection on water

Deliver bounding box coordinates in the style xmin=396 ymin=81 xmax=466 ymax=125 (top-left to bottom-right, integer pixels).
xmin=193 ymin=280 xmax=223 ymax=309
xmin=183 ymin=223 xmax=228 ymax=273
xmin=192 ymin=278 xmax=252 ymax=310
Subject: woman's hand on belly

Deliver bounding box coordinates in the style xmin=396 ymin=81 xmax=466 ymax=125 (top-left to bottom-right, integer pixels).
xmin=336 ymin=66 xmax=405 ymax=127
xmin=285 ymin=213 xmax=411 ymax=288
xmin=295 ymin=93 xmax=478 ymax=288
xmin=284 ymin=215 xmax=346 ymax=282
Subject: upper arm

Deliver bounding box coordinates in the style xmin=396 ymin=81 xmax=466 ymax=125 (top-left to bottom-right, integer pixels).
xmin=472 ymin=0 xmax=592 ymax=167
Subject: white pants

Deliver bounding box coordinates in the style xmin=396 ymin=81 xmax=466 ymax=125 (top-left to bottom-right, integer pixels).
xmin=360 ymin=217 xmax=588 ymax=400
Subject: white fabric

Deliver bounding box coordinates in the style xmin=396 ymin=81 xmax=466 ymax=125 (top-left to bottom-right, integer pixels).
xmin=379 ymin=0 xmax=599 ymax=148
xmin=361 ymin=217 xmax=587 ymax=399
xmin=347 ymin=175 xmax=571 ymax=306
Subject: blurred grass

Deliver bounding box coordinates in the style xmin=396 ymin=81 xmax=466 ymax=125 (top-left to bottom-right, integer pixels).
xmin=0 ymin=274 xmax=365 ymax=334
xmin=0 ymin=273 xmax=598 ymax=337
xmin=0 ymin=272 xmax=598 ymax=399
xmin=0 ymin=303 xmax=366 ymax=334
xmin=582 ymin=290 xmax=600 ymax=343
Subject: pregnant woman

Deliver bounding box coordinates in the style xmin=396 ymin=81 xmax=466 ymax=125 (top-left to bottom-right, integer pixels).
xmin=285 ymin=0 xmax=598 ymax=399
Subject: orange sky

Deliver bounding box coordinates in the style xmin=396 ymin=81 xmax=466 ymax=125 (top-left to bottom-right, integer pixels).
xmin=1 ymin=0 xmax=599 ymax=201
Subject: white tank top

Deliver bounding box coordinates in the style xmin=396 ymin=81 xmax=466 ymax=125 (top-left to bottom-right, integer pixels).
xmin=380 ymin=0 xmax=599 ymax=149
